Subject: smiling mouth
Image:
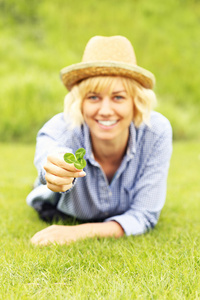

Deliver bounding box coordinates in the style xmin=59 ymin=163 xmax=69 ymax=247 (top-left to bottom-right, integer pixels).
xmin=97 ymin=120 xmax=118 ymax=127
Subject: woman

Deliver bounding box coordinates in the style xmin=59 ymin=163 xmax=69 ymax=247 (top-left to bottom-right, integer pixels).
xmin=27 ymin=35 xmax=173 ymax=246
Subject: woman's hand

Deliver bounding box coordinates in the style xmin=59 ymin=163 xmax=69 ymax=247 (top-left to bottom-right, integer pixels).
xmin=43 ymin=153 xmax=86 ymax=193
xmin=31 ymin=222 xmax=124 ymax=246
xmin=31 ymin=224 xmax=84 ymax=246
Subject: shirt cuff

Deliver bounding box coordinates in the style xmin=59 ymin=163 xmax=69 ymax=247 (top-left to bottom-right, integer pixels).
xmin=39 ymin=168 xmax=47 ymax=185
xmin=104 ymin=214 xmax=147 ymax=236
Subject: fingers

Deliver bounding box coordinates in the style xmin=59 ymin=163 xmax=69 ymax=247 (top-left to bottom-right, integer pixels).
xmin=47 ymin=153 xmax=82 ymax=172
xmin=45 ymin=172 xmax=85 ymax=192
xmin=44 ymin=162 xmax=86 ymax=179
xmin=31 ymin=225 xmax=74 ymax=246
xmin=45 ymin=172 xmax=74 ymax=192
xmin=46 ymin=182 xmax=73 ymax=193
xmin=31 ymin=225 xmax=56 ymax=246
xmin=45 ymin=172 xmax=73 ymax=185
xmin=43 ymin=153 xmax=86 ymax=193
xmin=31 ymin=224 xmax=83 ymax=246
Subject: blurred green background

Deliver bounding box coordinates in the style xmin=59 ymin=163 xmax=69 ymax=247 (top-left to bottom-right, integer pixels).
xmin=1 ymin=0 xmax=200 ymax=143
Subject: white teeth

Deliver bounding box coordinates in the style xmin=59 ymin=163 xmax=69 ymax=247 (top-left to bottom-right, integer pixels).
xmin=98 ymin=120 xmax=117 ymax=126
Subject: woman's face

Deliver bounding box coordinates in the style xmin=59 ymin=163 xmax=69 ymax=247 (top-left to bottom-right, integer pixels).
xmin=82 ymin=77 xmax=134 ymax=144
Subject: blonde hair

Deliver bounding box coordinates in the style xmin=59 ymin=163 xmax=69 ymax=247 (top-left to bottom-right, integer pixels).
xmin=64 ymin=76 xmax=156 ymax=128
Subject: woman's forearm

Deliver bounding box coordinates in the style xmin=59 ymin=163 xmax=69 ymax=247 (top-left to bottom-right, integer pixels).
xmin=80 ymin=221 xmax=124 ymax=239
xmin=31 ymin=221 xmax=124 ymax=246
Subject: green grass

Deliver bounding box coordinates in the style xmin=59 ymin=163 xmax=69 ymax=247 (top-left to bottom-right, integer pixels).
xmin=1 ymin=0 xmax=200 ymax=142
xmin=0 ymin=142 xmax=199 ymax=299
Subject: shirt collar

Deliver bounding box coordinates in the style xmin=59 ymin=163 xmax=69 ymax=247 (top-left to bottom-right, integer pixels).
xmin=82 ymin=121 xmax=137 ymax=162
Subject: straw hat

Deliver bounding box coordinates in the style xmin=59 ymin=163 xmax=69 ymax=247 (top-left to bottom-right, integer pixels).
xmin=60 ymin=35 xmax=155 ymax=91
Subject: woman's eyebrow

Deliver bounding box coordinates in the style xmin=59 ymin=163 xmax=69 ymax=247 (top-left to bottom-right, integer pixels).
xmin=87 ymin=91 xmax=99 ymax=94
xmin=112 ymin=90 xmax=127 ymax=94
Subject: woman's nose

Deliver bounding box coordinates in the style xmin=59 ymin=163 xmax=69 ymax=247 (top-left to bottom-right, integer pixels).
xmin=98 ymin=97 xmax=113 ymax=115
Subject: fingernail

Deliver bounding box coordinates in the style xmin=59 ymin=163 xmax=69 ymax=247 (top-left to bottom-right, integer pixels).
xmin=79 ymin=171 xmax=86 ymax=176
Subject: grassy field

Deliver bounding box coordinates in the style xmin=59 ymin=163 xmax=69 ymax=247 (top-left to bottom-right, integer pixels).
xmin=0 ymin=141 xmax=199 ymax=299
xmin=1 ymin=0 xmax=200 ymax=142
xmin=1 ymin=0 xmax=200 ymax=298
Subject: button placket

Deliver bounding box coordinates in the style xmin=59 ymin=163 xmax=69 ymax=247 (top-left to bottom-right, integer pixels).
xmin=97 ymin=168 xmax=112 ymax=212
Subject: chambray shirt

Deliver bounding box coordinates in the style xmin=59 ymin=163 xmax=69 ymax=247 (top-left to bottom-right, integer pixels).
xmin=33 ymin=111 xmax=172 ymax=236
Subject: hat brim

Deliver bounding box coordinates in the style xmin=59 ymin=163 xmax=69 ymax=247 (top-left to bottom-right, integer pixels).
xmin=60 ymin=61 xmax=155 ymax=90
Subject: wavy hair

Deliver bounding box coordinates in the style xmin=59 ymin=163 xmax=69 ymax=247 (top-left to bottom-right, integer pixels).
xmin=64 ymin=76 xmax=156 ymax=128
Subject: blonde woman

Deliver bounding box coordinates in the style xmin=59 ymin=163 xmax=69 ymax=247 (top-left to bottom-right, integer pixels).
xmin=27 ymin=36 xmax=172 ymax=246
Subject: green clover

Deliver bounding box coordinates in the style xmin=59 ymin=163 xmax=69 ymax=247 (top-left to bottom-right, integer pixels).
xmin=64 ymin=147 xmax=87 ymax=169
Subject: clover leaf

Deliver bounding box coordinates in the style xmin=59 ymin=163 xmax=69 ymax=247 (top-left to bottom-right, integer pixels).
xmin=75 ymin=148 xmax=86 ymax=160
xmin=74 ymin=158 xmax=87 ymax=169
xmin=64 ymin=148 xmax=87 ymax=170
xmin=63 ymin=153 xmax=76 ymax=164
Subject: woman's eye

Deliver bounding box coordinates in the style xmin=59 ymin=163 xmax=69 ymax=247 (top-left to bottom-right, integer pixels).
xmin=88 ymin=95 xmax=99 ymax=100
xmin=114 ymin=95 xmax=124 ymax=100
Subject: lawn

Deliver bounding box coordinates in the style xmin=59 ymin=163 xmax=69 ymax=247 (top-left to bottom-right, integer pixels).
xmin=0 ymin=142 xmax=199 ymax=299
xmin=1 ymin=0 xmax=200 ymax=298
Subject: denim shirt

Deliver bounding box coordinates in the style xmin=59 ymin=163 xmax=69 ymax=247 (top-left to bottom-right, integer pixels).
xmin=34 ymin=111 xmax=172 ymax=236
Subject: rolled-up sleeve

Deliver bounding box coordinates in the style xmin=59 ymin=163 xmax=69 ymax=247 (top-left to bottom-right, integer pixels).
xmin=105 ymin=122 xmax=173 ymax=236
